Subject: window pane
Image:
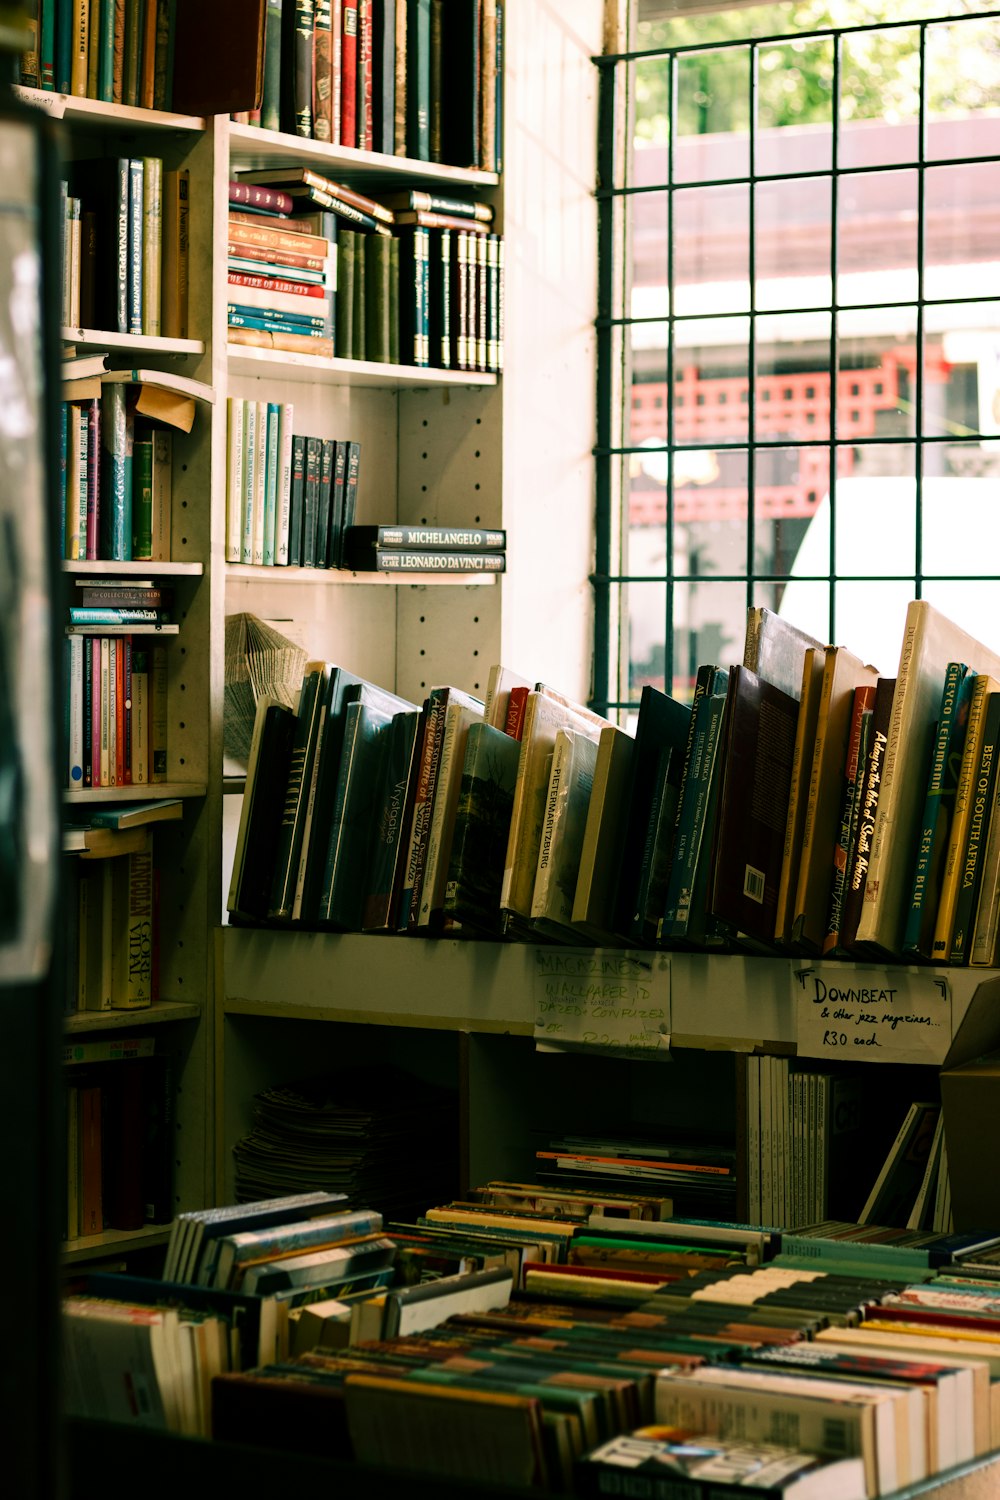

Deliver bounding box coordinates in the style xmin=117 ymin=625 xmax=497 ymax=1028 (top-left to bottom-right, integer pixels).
xmin=924 ymin=302 xmax=1000 ymax=439
xmin=838 ymin=27 xmax=920 ymax=169
xmin=838 ymin=170 xmax=918 ymax=305
xmin=634 ymin=55 xmax=670 ymax=157
xmin=923 ymin=580 xmax=1000 ymax=658
xmin=673 ymin=183 xmax=750 ymax=315
xmin=755 ymin=176 xmax=831 ymax=311
xmin=833 ymin=581 xmax=911 ymax=673
xmin=631 ymin=187 xmax=669 ymax=307
xmin=837 ymin=307 xmax=918 ymax=439
xmin=922 ymin=451 xmax=1000 ymax=580
xmin=834 ymin=451 xmax=919 ymax=578
xmin=756 ymin=312 xmax=832 ymax=441
xmin=624 ymin=580 xmax=668 ymax=699
xmin=756 ymin=37 xmax=834 ymax=177
xmin=753 ymin=445 xmax=830 ymax=572
xmin=924 ymin=165 xmax=1000 ymax=303
xmin=674 ymin=316 xmax=751 ymax=445
xmin=675 ymin=47 xmax=750 ymax=184
xmin=670 ymin=578 xmax=748 ymax=699
xmin=926 ymin=17 xmax=1000 ymax=161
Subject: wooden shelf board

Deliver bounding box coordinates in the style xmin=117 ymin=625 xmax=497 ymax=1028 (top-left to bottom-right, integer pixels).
xmin=65 ymin=1001 xmax=201 ymax=1033
xmin=65 ymin=782 xmax=207 ymax=804
xmin=228 ymin=121 xmax=499 ymax=189
xmin=226 ymin=344 xmax=497 ymax=389
xmin=62 ymin=328 xmax=205 ymax=357
xmin=63 ymin=560 xmax=204 ymax=577
xmin=65 ymin=625 xmax=180 ymax=636
xmin=15 ymin=87 xmax=205 ymax=132
xmin=225 ymin=562 xmax=497 ymax=586
xmin=62 ymin=1225 xmax=172 ymax=1265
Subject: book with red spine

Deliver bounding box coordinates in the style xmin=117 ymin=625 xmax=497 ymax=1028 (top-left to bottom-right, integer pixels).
xmin=228 ymin=272 xmax=329 ymax=300
xmin=229 ymin=180 xmax=294 ymax=216
xmin=341 ymin=0 xmax=358 ymax=149
xmin=90 ymin=638 xmax=101 ymax=787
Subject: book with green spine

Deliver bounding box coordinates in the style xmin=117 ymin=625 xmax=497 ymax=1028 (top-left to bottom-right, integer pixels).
xmin=364 ymin=231 xmax=391 ymax=364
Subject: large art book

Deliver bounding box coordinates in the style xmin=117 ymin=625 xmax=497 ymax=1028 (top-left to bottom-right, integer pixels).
xmin=530 ymin=728 xmax=598 ymax=942
xmin=444 ymin=721 xmax=521 ymax=936
xmin=709 ymin=666 xmax=799 ymax=948
xmin=857 ymin=601 xmax=1000 ymax=957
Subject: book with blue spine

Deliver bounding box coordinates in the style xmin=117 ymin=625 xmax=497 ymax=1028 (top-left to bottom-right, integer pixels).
xmin=99 ymin=381 xmax=133 ymax=561
xmin=262 ymin=401 xmax=280 ymax=566
xmin=659 ymin=675 xmax=728 ymax=943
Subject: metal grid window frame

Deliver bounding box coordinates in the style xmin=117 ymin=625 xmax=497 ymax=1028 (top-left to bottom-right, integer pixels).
xmin=592 ymin=9 xmax=1000 ymax=715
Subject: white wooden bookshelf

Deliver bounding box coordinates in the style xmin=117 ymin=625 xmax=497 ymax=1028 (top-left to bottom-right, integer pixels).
xmin=61 ymin=328 xmax=205 ymax=357
xmin=15 ymin=86 xmax=205 ymax=133
xmin=225 ymin=563 xmax=497 ymax=586
xmin=228 ymin=119 xmax=500 ymax=188
xmin=63 ymin=560 xmax=205 ymax=577
xmin=65 ymin=1002 xmax=201 ymax=1034
xmin=65 ymin=782 xmax=208 ymax=804
xmin=226 ymin=344 xmax=498 ymax=388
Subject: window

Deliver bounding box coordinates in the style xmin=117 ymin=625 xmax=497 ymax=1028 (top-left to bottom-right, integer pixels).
xmin=594 ymin=1 xmax=1000 ymax=715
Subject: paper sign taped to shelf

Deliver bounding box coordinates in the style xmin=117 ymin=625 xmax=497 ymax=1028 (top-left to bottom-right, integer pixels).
xmin=533 ymin=949 xmax=670 ymax=1055
xmin=793 ymin=965 xmax=951 ymax=1065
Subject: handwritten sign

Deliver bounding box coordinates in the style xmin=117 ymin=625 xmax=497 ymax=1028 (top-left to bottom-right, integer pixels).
xmin=793 ymin=965 xmax=951 ymax=1065
xmin=533 ymin=949 xmax=670 ymax=1055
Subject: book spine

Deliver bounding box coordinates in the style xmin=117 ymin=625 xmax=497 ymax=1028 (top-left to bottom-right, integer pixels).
xmin=228 ymin=180 xmax=295 ymax=215
xmin=313 ymin=0 xmax=333 ymax=141
xmin=288 ymin=432 xmax=306 ymax=566
xmin=150 ymin=644 xmax=167 ymax=782
xmin=263 ymin=402 xmax=280 ymax=566
xmin=161 ymin=166 xmax=189 ymax=340
xmin=226 ymin=397 xmax=244 ymax=564
xmin=131 ymin=647 xmax=148 ymax=784
xmin=71 ymin=0 xmax=89 ymax=96
xmin=950 ymin=689 xmax=1000 ymax=965
xmin=141 ymin=154 xmax=162 ymax=331
xmin=251 ymin=401 xmax=267 ymax=567
xmin=131 ymin=433 xmax=153 ymax=561
xmin=357 ymin=0 xmax=372 ymax=151
xmin=276 ymin=403 xmax=294 ymax=566
xmin=902 ymin=662 xmax=970 ymax=958
xmin=260 ymin=0 xmax=282 ymax=130
xmin=407 ymin=0 xmax=430 ymax=160
xmin=341 ymin=0 xmax=358 ymax=149
xmin=65 ymin=403 xmax=82 ymax=560
xmin=85 ymin=399 xmax=100 ymax=561
xmin=126 ymin=156 xmax=143 ymax=337
xmin=480 ymin=0 xmax=497 ymax=172
xmin=370 ymin=550 xmax=505 ymax=573
xmin=111 ymin=0 xmax=124 ymax=101
xmin=932 ymin=672 xmax=994 ymax=961
xmin=293 ymin=0 xmax=315 ymax=137
xmin=99 ymin=636 xmax=110 ymax=786
xmin=122 ymin=634 xmax=132 ymax=784
xmin=823 ymin=682 xmax=875 ymax=955
xmin=89 ymin=637 xmax=100 ymax=787
xmin=68 ymin=635 xmax=85 ymax=787
xmin=100 ymin=381 xmax=132 ymax=562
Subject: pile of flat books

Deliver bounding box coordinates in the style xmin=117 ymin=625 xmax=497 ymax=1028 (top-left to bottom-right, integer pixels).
xmin=342 ymin=522 xmax=506 ymax=575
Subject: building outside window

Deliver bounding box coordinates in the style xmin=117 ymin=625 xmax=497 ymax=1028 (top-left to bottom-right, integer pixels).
xmin=594 ymin=0 xmax=1000 ymax=717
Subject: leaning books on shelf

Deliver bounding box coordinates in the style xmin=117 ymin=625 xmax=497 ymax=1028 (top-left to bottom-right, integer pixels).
xmin=224 ymin=398 xmax=362 ymax=569
xmin=60 ymin=368 xmax=212 ymax=563
xmin=233 ymin=0 xmax=503 ymax=171
xmin=64 ymin=633 xmax=168 ymax=789
xmin=62 ymin=158 xmax=189 ymax=340
xmin=64 ymin=1042 xmax=174 ymax=1240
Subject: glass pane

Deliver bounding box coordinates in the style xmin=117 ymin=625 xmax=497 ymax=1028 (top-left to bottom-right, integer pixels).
xmin=923 ymin=579 xmax=1000 ymax=659
xmin=837 ymin=307 xmax=918 ymax=439
xmin=631 ymin=187 xmax=669 ymax=306
xmin=673 ymin=182 xmax=749 ymax=315
xmin=625 ymin=580 xmax=668 ymax=698
xmin=753 ymin=446 xmax=831 ymax=568
xmin=675 ymin=47 xmax=750 ymax=184
xmin=922 ymin=445 xmax=1000 ymax=579
xmin=837 ymin=169 xmax=918 ymax=305
xmin=926 ymin=17 xmax=1000 ymax=161
xmin=627 ymin=450 xmax=668 ymax=543
xmin=835 ymin=445 xmax=918 ymax=578
xmin=924 ymin=165 xmax=999 ymax=303
xmin=634 ymin=55 xmax=670 ymax=155
xmin=675 ymin=448 xmax=748 ymax=535
xmin=756 ymin=36 xmax=834 ymax=177
xmin=924 ymin=302 xmax=1000 ymax=440
xmin=838 ymin=27 xmax=920 ymax=169
xmin=756 ymin=312 xmax=832 ymax=441
xmin=674 ymin=316 xmax=751 ymax=445
xmin=755 ymin=176 xmax=831 ymax=312
xmin=669 ymin=577 xmax=748 ymax=700
xmin=833 ymin=580 xmax=912 ymax=674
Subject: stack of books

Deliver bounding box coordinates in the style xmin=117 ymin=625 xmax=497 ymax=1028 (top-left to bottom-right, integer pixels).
xmin=341 ymin=522 xmax=505 ymax=574
xmin=62 ymin=160 xmax=189 ymax=339
xmin=228 ymin=183 xmax=337 ymax=357
xmin=224 ymin=397 xmax=362 ymax=569
xmin=236 ymin=0 xmax=503 ymax=171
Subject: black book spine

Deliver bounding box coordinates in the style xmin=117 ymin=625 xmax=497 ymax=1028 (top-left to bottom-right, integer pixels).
xmin=294 ymin=0 xmax=316 ymax=138
xmin=373 ymin=0 xmax=396 ymax=154
xmin=316 ymin=437 xmax=335 ymax=569
xmin=327 ymin=440 xmax=348 ymax=568
xmin=302 ymin=435 xmax=322 ymax=567
xmin=287 ymin=433 xmax=306 ymax=567
xmin=406 ymin=0 xmax=431 ymax=160
xmin=268 ymin=667 xmax=325 ymax=920
xmin=338 ymin=441 xmax=361 ymax=566
xmin=261 ymin=0 xmax=283 ymax=131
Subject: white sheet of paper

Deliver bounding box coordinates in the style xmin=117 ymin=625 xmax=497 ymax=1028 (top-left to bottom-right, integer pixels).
xmin=793 ymin=964 xmax=951 ymax=1065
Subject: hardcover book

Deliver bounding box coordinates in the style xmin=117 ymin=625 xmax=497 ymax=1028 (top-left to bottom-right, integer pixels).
xmin=443 ymin=720 xmax=520 ymax=936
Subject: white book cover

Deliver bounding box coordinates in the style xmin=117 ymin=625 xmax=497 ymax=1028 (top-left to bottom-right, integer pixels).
xmin=276 ymin=402 xmax=294 ymax=565
xmin=252 ymin=399 xmax=267 ymax=568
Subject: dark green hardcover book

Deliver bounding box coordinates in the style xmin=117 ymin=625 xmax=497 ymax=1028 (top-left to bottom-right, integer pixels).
xmin=629 ymin=742 xmax=673 ymax=942
xmin=335 ymin=234 xmax=355 ymax=360
xmin=428 ymin=225 xmax=451 ymax=368
xmin=439 ymin=0 xmax=479 ymax=168
xmin=659 ymin=682 xmax=728 ymax=943
xmin=352 ymin=228 xmax=366 ymax=360
xmin=442 ymin=722 xmax=519 ymax=937
xmin=131 ymin=428 xmax=153 ymax=560
xmin=152 ymin=0 xmax=175 ymax=111
xmin=373 ymin=0 xmax=396 ymax=154
xmin=124 ymin=0 xmax=142 ymax=106
xmin=611 ymin=683 xmax=691 ymax=939
xmin=950 ymin=688 xmax=1000 ymax=965
xmin=428 ymin=0 xmax=442 ymax=160
xmin=56 ymin=0 xmax=72 ymax=92
xmin=315 ymin=437 xmax=335 ymax=569
xmin=287 ymin=432 xmax=306 ymax=565
xmin=228 ymin=701 xmax=296 ymax=921
xmin=397 ymin=224 xmax=429 ymax=365
xmin=317 ymin=700 xmax=397 ymax=929
xmin=287 ymin=0 xmax=315 ymax=137
xmin=302 ymin=435 xmax=322 ymax=566
xmin=267 ymin=661 xmax=330 ymax=921
xmin=338 ymin=440 xmax=361 ymax=566
xmin=709 ymin=666 xmax=800 ymax=949
xmin=97 ymin=0 xmax=115 ymax=101
xmin=364 ymin=230 xmax=391 ymax=364
xmin=298 ymin=666 xmax=366 ymax=924
xmin=902 ymin=661 xmax=973 ymax=959
xmin=406 ymin=0 xmax=431 ymax=159
xmin=326 ymin=439 xmax=348 ymax=568
xmin=388 ymin=234 xmax=400 ymax=362
xmin=261 ymin=0 xmax=283 ymax=130
xmin=362 ymin=707 xmax=422 ymax=931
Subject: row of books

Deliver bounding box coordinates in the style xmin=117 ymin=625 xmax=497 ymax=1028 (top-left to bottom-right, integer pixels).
xmin=64 ymin=1043 xmax=174 ymax=1240
xmin=63 ymin=632 xmax=169 ymax=789
xmin=21 ymin=0 xmax=177 ymax=108
xmin=63 ymin=1186 xmax=1000 ymax=1491
xmin=224 ymin=399 xmax=360 ymax=569
xmin=61 ymin=389 xmax=172 ymax=563
xmin=64 ymin=835 xmax=157 ymax=1010
xmin=62 ymin=159 xmax=189 ymax=338
xmin=237 ymin=0 xmax=503 ymax=171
